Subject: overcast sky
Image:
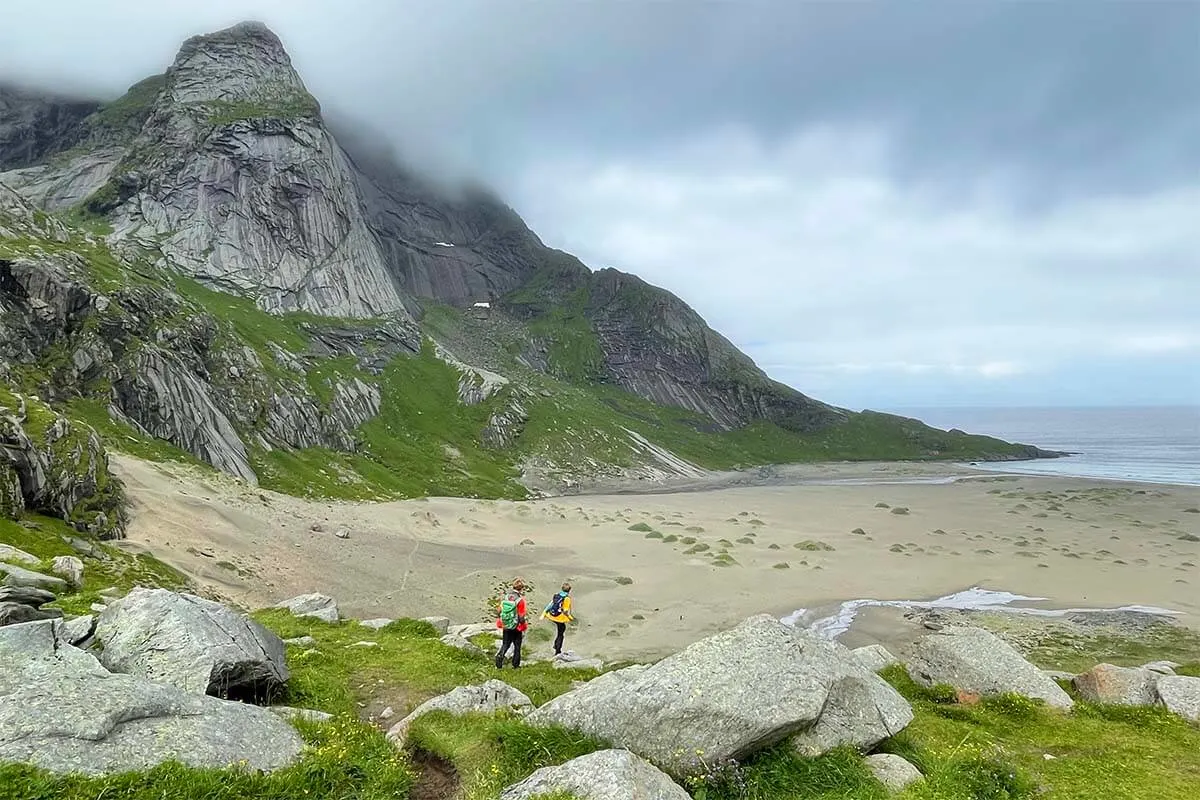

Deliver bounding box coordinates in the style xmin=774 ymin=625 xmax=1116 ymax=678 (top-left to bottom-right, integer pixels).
xmin=2 ymin=1 xmax=1197 ymax=411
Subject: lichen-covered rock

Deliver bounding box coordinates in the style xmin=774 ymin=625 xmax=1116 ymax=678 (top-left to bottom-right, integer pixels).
xmin=526 ymin=614 xmax=912 ymax=777
xmin=95 ymin=588 xmax=288 ymax=699
xmin=1156 ymin=676 xmax=1200 ymax=723
xmin=499 ymin=749 xmax=691 ymax=800
xmin=1072 ymin=664 xmax=1160 ymax=707
xmin=274 ymin=592 xmax=339 ymax=622
xmin=0 ymin=619 xmax=304 ymax=775
xmin=386 ymin=680 xmax=532 ymax=744
xmin=905 ymin=627 xmax=1073 ymax=710
xmin=60 ymin=613 xmax=96 ymax=645
xmin=865 ymin=753 xmax=923 ymax=794
xmin=50 ymin=555 xmax=84 ymax=587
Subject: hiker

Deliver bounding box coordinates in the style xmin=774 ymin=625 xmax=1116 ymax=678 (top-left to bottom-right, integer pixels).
xmin=495 ymin=576 xmax=528 ymax=669
xmin=542 ymin=581 xmax=574 ymax=656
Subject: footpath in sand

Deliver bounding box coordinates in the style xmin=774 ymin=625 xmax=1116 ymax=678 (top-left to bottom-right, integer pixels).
xmin=111 ymin=455 xmax=1200 ymax=662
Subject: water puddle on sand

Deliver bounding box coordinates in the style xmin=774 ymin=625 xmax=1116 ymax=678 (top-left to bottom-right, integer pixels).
xmin=781 ymin=586 xmax=1181 ymax=640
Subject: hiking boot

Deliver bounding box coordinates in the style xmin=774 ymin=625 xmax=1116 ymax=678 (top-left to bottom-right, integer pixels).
xmin=494 ymin=655 xmax=504 ymax=669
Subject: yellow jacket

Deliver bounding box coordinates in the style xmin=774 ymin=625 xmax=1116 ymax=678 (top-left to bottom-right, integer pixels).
xmin=542 ymin=593 xmax=573 ymax=623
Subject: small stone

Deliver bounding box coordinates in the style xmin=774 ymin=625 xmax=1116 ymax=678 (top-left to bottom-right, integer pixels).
xmin=334 ymin=529 xmax=350 ymax=540
xmin=865 ymin=753 xmax=923 ymax=793
xmin=283 ymin=635 xmax=316 ymax=646
xmin=348 ymin=641 xmax=379 ymax=648
xmin=274 ymin=593 xmax=339 ymax=623
xmin=358 ymin=618 xmax=393 ymax=630
xmin=90 ymin=603 xmax=108 ymax=613
xmin=268 ymin=706 xmax=333 ymax=724
xmin=379 ymin=706 xmax=394 ymax=719
xmin=439 ymin=634 xmax=484 ymax=657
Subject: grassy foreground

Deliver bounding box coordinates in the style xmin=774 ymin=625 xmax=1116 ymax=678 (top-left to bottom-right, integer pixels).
xmin=2 ymin=519 xmax=1199 ymax=799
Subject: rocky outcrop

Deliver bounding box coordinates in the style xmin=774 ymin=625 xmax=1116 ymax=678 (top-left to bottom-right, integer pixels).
xmin=499 ymin=749 xmax=691 ymax=800
xmin=0 ymin=618 xmax=304 ymax=775
xmin=275 ymin=592 xmax=339 ymax=622
xmin=386 ymin=680 xmax=532 ymax=744
xmin=113 ymin=348 xmax=256 ymax=483
xmin=50 ymin=555 xmax=84 ymax=587
xmin=0 ymin=84 xmax=98 ymax=172
xmin=905 ymin=627 xmax=1074 ymax=710
xmin=0 ymin=585 xmax=62 ymax=627
xmin=95 ymin=588 xmax=289 ymax=699
xmin=526 ymin=614 xmax=912 ymax=777
xmin=0 ymin=389 xmax=126 ymax=538
xmin=1072 ymin=664 xmax=1160 ymax=707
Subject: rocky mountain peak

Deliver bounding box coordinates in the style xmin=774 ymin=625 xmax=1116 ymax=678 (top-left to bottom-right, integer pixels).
xmin=167 ymin=21 xmax=307 ymax=107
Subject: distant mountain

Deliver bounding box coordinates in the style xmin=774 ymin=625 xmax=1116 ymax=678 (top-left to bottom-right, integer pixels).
xmin=0 ymin=21 xmax=1059 ymax=507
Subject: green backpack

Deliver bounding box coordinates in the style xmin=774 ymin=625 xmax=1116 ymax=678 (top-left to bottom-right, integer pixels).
xmin=499 ymin=591 xmax=522 ymax=629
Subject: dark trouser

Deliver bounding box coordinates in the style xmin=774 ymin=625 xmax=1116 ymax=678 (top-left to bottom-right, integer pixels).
xmin=496 ymin=628 xmax=523 ymax=668
xmin=553 ymin=621 xmax=566 ymax=655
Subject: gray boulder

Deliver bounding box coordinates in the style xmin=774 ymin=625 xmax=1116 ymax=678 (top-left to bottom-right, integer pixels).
xmin=0 ymin=544 xmax=39 ymax=566
xmin=866 ymin=753 xmax=923 ymax=794
xmin=905 ymin=627 xmax=1073 ymax=710
xmin=0 ymin=602 xmax=61 ymax=626
xmin=0 ymin=619 xmax=304 ymax=775
xmin=421 ymin=615 xmax=451 ymax=635
xmin=440 ymin=633 xmax=485 ymax=657
xmin=274 ymin=593 xmax=339 ymax=622
xmin=387 ymin=679 xmax=532 ymax=744
xmin=499 ymin=749 xmax=691 ymax=800
xmin=851 ymin=644 xmax=899 ymax=674
xmin=527 ymin=614 xmax=912 ymax=777
xmin=0 ymin=562 xmax=67 ymax=592
xmin=95 ymin=588 xmax=288 ymax=698
xmin=0 ymin=585 xmax=56 ymax=607
xmin=1143 ymin=661 xmax=1180 ymax=676
xmin=1156 ymin=676 xmax=1200 ymax=723
xmin=50 ymin=555 xmax=84 ymax=587
xmin=1072 ymin=664 xmax=1160 ymax=706
xmin=61 ymin=614 xmax=96 ymax=645
xmin=358 ymin=617 xmax=393 ymax=630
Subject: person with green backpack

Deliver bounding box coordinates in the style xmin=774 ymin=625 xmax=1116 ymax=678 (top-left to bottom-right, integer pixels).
xmin=494 ymin=576 xmax=529 ymax=669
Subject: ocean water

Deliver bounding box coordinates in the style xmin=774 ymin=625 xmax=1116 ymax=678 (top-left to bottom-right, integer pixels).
xmin=894 ymin=406 xmax=1199 ymax=487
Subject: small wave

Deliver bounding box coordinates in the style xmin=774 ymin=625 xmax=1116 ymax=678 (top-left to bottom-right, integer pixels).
xmin=781 ymin=586 xmax=1180 ymax=639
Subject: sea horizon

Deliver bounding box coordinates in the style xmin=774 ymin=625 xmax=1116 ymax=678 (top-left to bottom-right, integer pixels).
xmin=893 ymin=405 xmax=1199 ymax=487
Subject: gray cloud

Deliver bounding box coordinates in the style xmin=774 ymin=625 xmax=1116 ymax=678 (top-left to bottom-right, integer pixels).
xmin=1 ymin=1 xmax=1195 ymax=407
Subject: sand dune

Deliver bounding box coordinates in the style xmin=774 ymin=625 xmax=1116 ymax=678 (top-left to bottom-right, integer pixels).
xmin=111 ymin=456 xmax=1200 ymax=662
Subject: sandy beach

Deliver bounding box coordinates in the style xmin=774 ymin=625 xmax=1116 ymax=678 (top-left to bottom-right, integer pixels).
xmin=110 ymin=456 xmax=1200 ymax=663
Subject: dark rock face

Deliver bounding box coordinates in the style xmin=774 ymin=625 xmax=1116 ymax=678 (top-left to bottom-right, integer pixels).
xmin=0 ymin=85 xmax=98 ymax=172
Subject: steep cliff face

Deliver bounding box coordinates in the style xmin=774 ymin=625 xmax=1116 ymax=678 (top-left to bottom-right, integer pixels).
xmin=0 ymin=21 xmax=1058 ymax=505
xmin=0 ymin=85 xmax=98 ymax=172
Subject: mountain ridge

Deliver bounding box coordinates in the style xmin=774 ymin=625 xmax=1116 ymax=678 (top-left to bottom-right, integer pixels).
xmin=0 ymin=20 xmax=1060 ymax=520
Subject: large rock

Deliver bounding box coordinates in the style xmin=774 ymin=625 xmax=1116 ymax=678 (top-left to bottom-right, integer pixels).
xmin=95 ymin=588 xmax=288 ymax=699
xmin=498 ymin=749 xmax=691 ymax=800
xmin=0 ymin=585 xmax=57 ymax=607
xmin=1073 ymin=664 xmax=1160 ymax=707
xmin=0 ymin=544 xmax=39 ymax=566
xmin=865 ymin=753 xmax=923 ymax=794
xmin=526 ymin=614 xmax=912 ymax=777
xmin=50 ymin=555 xmax=84 ymax=587
xmin=0 ymin=562 xmax=67 ymax=592
xmin=905 ymin=627 xmax=1073 ymax=710
xmin=1156 ymin=676 xmax=1200 ymax=723
xmin=439 ymin=633 xmax=485 ymax=656
xmin=421 ymin=615 xmax=451 ymax=635
xmin=61 ymin=613 xmax=96 ymax=645
xmin=386 ymin=680 xmax=532 ymax=744
xmin=0 ymin=619 xmax=304 ymax=775
xmin=851 ymin=644 xmax=899 ymax=674
xmin=0 ymin=602 xmax=61 ymax=626
xmin=274 ymin=592 xmax=339 ymax=622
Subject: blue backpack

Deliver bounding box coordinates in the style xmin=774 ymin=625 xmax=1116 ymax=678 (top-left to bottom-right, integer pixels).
xmin=546 ymin=592 xmax=566 ymax=617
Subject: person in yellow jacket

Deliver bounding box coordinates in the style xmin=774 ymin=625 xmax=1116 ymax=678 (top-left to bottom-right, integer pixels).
xmin=541 ymin=581 xmax=574 ymax=656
